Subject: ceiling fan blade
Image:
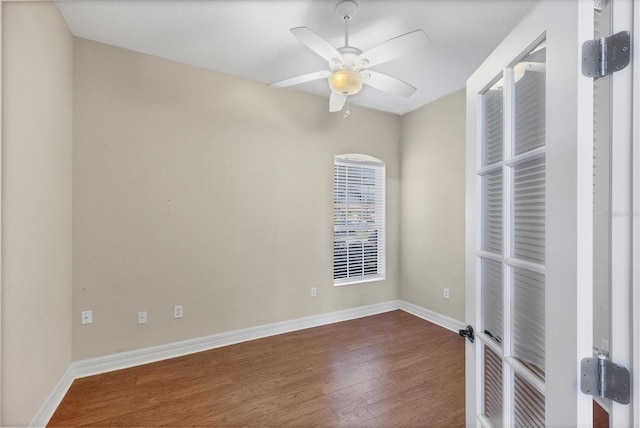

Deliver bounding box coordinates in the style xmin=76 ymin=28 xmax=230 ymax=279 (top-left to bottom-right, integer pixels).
xmin=357 ymin=30 xmax=428 ymax=68
xmin=291 ymin=27 xmax=343 ymax=64
xmin=269 ymin=70 xmax=331 ymax=88
xmin=363 ymin=71 xmax=417 ymax=97
xmin=329 ymin=92 xmax=347 ymax=112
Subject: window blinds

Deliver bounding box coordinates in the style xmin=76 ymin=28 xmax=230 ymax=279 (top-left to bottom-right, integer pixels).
xmin=333 ymin=158 xmax=385 ymax=285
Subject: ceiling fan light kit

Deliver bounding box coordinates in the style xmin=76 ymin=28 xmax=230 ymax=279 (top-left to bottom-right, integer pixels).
xmin=329 ymin=70 xmax=363 ymax=95
xmin=269 ymin=0 xmax=429 ymax=115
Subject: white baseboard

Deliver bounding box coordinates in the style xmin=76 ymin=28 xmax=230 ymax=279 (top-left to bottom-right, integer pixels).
xmin=70 ymin=300 xmax=402 ymax=379
xmin=29 ymin=366 xmax=75 ymax=428
xmin=398 ymin=300 xmax=466 ymax=333
xmin=31 ymin=299 xmax=462 ymax=427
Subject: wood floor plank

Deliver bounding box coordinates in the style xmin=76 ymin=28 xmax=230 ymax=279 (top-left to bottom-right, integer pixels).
xmin=48 ymin=310 xmax=465 ymax=427
xmin=594 ymin=401 xmax=609 ymax=428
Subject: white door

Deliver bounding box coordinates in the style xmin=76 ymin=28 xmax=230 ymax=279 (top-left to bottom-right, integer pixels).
xmin=465 ymin=1 xmax=595 ymax=426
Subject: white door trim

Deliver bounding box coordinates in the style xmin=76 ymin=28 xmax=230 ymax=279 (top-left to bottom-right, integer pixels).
xmin=632 ymin=1 xmax=640 ymax=425
xmin=609 ymin=1 xmax=635 ymax=425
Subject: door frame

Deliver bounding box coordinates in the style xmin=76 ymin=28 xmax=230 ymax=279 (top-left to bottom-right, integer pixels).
xmin=633 ymin=1 xmax=640 ymax=425
xmin=609 ymin=0 xmax=635 ymax=426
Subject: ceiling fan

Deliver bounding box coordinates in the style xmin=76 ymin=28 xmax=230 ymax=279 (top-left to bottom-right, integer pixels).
xmin=269 ymin=0 xmax=429 ymax=114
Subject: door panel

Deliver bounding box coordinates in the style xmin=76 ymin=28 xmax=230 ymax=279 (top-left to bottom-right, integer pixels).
xmin=475 ymin=37 xmax=549 ymax=428
xmin=465 ymin=1 xmax=594 ymax=426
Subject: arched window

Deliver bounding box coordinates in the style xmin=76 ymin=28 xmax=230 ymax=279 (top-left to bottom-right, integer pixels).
xmin=333 ymin=154 xmax=385 ymax=285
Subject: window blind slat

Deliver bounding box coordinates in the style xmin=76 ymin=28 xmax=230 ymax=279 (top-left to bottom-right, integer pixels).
xmin=484 ymin=346 xmax=503 ymax=427
xmin=514 ymin=373 xmax=545 ymax=427
xmin=483 ymin=86 xmax=504 ymax=166
xmin=513 ymin=157 xmax=545 ymax=264
xmin=482 ymin=258 xmax=503 ymax=343
xmin=514 ymin=58 xmax=546 ymax=156
xmin=513 ymin=267 xmax=545 ymax=380
xmin=482 ymin=170 xmax=503 ymax=255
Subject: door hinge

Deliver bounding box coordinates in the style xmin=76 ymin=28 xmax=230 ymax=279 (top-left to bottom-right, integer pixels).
xmin=582 ymin=31 xmax=631 ymax=78
xmin=581 ymin=354 xmax=630 ymax=404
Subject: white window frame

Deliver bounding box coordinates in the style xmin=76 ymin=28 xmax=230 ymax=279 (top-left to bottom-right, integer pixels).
xmin=333 ymin=156 xmax=385 ymax=286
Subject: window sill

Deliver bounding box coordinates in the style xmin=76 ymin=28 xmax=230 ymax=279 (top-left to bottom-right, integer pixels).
xmin=334 ymin=275 xmax=386 ymax=287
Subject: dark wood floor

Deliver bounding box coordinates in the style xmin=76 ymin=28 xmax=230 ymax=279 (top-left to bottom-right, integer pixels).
xmin=49 ymin=310 xmax=465 ymax=427
xmin=593 ymin=401 xmax=609 ymax=428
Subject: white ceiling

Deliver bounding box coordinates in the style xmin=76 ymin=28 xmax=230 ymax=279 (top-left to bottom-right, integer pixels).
xmin=55 ymin=0 xmax=536 ymax=116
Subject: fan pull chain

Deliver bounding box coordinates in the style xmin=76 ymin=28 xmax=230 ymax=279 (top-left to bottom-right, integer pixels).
xmin=344 ymin=96 xmax=351 ymax=119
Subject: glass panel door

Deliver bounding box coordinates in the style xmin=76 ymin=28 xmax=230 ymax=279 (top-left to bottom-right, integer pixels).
xmin=477 ymin=39 xmax=547 ymax=427
xmin=466 ymin=2 xmax=595 ymax=426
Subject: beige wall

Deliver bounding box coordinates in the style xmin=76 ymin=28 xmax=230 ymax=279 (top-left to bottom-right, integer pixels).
xmin=399 ymin=89 xmax=466 ymax=321
xmin=72 ymin=38 xmax=401 ymax=360
xmin=1 ymin=2 xmax=73 ymax=425
xmin=0 ymin=8 xmax=466 ymax=420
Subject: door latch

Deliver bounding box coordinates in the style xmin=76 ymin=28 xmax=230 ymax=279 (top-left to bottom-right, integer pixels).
xmin=459 ymin=325 xmax=475 ymax=343
xmin=581 ymin=354 xmax=630 ymax=404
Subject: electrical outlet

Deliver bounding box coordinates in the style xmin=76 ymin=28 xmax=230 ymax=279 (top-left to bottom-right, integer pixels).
xmin=81 ymin=310 xmax=92 ymax=325
xmin=311 ymin=287 xmax=317 ymax=298
xmin=443 ymin=288 xmax=450 ymax=299
xmin=174 ymin=305 xmax=183 ymax=319
xmin=137 ymin=311 xmax=147 ymax=325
